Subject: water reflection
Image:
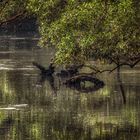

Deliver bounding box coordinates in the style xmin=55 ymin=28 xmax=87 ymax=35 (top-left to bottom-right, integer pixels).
xmin=36 ymin=74 xmax=57 ymax=95
xmin=64 ymin=75 xmax=105 ymax=93
xmin=0 ymin=38 xmax=140 ymax=140
xmin=117 ymin=68 xmax=126 ymax=104
xmin=0 ymin=116 xmax=14 ymax=138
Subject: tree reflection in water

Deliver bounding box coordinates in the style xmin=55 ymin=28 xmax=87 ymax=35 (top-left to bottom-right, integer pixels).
xmin=0 ymin=44 xmax=139 ymax=140
xmin=37 ymin=74 xmax=57 ymax=95
xmin=117 ymin=67 xmax=126 ymax=104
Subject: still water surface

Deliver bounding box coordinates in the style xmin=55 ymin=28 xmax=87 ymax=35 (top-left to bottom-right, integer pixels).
xmin=0 ymin=38 xmax=140 ymax=140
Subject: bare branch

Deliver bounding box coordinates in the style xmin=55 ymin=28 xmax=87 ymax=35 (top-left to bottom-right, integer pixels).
xmin=84 ymin=57 xmax=140 ymax=75
xmin=83 ymin=64 xmax=100 ymax=72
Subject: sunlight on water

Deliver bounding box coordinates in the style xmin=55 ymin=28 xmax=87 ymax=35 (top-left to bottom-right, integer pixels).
xmin=0 ymin=107 xmax=18 ymax=110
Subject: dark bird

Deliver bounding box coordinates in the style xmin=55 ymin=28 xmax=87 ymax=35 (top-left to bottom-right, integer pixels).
xmin=33 ymin=62 xmax=55 ymax=76
xmin=56 ymin=64 xmax=84 ymax=77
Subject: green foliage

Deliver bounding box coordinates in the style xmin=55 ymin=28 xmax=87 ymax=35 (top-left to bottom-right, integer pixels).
xmin=0 ymin=0 xmax=27 ymax=22
xmin=1 ymin=0 xmax=140 ymax=65
xmin=26 ymin=0 xmax=140 ymax=64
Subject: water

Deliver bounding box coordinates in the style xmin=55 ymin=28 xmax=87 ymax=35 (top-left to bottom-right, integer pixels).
xmin=0 ymin=38 xmax=140 ymax=140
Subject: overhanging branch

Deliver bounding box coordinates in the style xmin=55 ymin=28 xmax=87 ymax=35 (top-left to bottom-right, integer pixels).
xmin=83 ymin=56 xmax=140 ymax=75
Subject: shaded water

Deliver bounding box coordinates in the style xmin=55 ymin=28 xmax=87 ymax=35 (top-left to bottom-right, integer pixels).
xmin=0 ymin=38 xmax=140 ymax=140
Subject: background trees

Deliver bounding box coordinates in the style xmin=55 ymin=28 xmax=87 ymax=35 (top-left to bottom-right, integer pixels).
xmin=1 ymin=0 xmax=140 ymax=69
xmin=27 ymin=0 xmax=140 ymax=68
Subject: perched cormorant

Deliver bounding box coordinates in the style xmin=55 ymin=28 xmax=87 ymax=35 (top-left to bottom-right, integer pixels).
xmin=56 ymin=64 xmax=83 ymax=77
xmin=33 ymin=62 xmax=55 ymax=76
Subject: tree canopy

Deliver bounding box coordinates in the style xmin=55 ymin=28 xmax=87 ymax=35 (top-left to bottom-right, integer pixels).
xmin=0 ymin=0 xmax=27 ymax=24
xmin=0 ymin=0 xmax=140 ymax=67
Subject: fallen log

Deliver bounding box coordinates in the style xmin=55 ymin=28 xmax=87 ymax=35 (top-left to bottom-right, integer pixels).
xmin=64 ymin=75 xmax=105 ymax=93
